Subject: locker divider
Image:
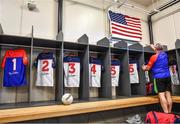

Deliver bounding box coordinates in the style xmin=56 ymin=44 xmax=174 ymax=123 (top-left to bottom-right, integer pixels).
xmin=129 ymin=43 xmax=146 ymax=96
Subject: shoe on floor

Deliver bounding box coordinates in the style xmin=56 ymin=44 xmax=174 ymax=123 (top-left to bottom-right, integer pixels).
xmin=126 ymin=114 xmax=142 ymax=124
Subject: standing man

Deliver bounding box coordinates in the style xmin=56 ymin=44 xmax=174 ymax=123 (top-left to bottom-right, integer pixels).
xmin=142 ymin=43 xmax=172 ymax=113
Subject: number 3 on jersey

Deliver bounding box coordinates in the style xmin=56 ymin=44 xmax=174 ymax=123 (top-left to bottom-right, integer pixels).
xmin=69 ymin=63 xmax=75 ymax=74
xmin=42 ymin=60 xmax=49 ymax=72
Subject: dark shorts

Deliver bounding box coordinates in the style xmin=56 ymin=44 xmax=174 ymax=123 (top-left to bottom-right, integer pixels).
xmin=154 ymin=77 xmax=172 ymax=93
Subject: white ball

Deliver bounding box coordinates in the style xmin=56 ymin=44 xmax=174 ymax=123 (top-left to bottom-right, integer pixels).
xmin=61 ymin=93 xmax=73 ymax=105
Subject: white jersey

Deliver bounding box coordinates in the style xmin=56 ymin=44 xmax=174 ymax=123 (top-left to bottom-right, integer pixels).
xmin=64 ymin=56 xmax=80 ymax=87
xmin=35 ymin=52 xmax=55 ymax=87
xmin=129 ymin=63 xmax=139 ymax=84
xmin=89 ymin=58 xmax=101 ymax=87
xmin=169 ymin=65 xmax=180 ymax=85
xmin=145 ymin=71 xmax=150 ymax=83
xmin=111 ymin=60 xmax=120 ymax=87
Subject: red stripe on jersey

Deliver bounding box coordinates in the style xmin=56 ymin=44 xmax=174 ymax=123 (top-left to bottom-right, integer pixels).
xmin=2 ymin=49 xmax=28 ymax=68
xmin=146 ymin=54 xmax=158 ymax=69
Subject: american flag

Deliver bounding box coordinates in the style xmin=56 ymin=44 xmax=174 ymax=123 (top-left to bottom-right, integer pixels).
xmin=108 ymin=10 xmax=142 ymax=42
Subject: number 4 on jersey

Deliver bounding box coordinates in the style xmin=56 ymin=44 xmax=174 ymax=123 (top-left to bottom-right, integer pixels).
xmin=91 ymin=64 xmax=97 ymax=74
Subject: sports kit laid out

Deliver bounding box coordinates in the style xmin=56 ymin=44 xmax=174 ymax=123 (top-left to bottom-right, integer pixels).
xmin=1 ymin=49 xmax=141 ymax=88
xmin=1 ymin=49 xmax=179 ymax=91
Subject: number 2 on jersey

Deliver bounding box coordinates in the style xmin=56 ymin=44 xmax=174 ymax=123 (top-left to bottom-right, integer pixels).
xmin=42 ymin=60 xmax=49 ymax=71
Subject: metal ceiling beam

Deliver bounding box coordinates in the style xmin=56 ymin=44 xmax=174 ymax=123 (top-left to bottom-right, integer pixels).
xmin=0 ymin=23 xmax=3 ymax=34
xmin=148 ymin=0 xmax=180 ymax=44
xmin=148 ymin=16 xmax=154 ymax=44
xmin=58 ymin=0 xmax=63 ymax=33
xmin=149 ymin=0 xmax=180 ymax=16
xmin=56 ymin=0 xmax=64 ymax=41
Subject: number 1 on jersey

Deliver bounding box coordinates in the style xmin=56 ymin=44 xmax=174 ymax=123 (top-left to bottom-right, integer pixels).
xmin=12 ymin=58 xmax=16 ymax=71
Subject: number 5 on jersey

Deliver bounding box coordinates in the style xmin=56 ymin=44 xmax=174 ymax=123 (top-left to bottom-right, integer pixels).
xmin=111 ymin=66 xmax=116 ymax=75
xmin=129 ymin=63 xmax=139 ymax=84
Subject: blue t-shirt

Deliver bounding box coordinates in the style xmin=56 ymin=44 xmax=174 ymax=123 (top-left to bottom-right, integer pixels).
xmin=147 ymin=51 xmax=170 ymax=78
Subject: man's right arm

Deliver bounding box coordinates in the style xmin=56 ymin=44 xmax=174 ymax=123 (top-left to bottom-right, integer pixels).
xmin=142 ymin=54 xmax=158 ymax=71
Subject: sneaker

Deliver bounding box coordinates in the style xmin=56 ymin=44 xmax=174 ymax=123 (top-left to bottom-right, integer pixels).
xmin=126 ymin=114 xmax=142 ymax=124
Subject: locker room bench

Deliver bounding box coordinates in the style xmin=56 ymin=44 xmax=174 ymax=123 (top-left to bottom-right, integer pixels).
xmin=0 ymin=96 xmax=179 ymax=123
xmin=172 ymin=96 xmax=180 ymax=103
